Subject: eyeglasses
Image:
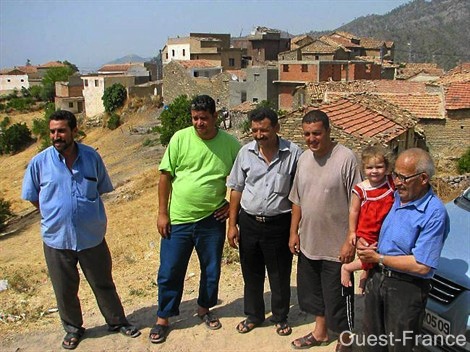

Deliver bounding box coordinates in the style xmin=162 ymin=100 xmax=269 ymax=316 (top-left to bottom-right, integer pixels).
xmin=392 ymin=171 xmax=424 ymax=183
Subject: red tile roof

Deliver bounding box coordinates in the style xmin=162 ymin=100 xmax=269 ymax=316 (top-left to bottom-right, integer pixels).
xmin=379 ymin=94 xmax=444 ymax=119
xmin=317 ymin=98 xmax=407 ymax=142
xmin=16 ymin=65 xmax=38 ymax=73
xmin=445 ymin=62 xmax=470 ymax=76
xmin=445 ymin=82 xmax=470 ymax=110
xmin=176 ymin=59 xmax=220 ymax=69
xmin=301 ymin=40 xmax=340 ymax=54
xmin=97 ymin=63 xmax=142 ymax=72
xmin=38 ymin=61 xmax=66 ymax=68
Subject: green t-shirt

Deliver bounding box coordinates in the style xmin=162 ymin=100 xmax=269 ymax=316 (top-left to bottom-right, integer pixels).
xmin=159 ymin=126 xmax=241 ymax=224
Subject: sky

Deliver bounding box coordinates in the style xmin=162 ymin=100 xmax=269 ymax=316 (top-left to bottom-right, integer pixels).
xmin=1 ymin=0 xmax=411 ymax=72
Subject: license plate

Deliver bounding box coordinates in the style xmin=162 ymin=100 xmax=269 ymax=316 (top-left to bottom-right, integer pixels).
xmin=423 ymin=309 xmax=451 ymax=336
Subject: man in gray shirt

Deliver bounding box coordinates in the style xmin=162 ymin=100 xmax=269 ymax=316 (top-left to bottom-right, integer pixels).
xmin=227 ymin=107 xmax=302 ymax=336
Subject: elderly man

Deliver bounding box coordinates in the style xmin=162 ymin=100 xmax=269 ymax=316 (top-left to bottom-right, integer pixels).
xmin=357 ymin=148 xmax=449 ymax=352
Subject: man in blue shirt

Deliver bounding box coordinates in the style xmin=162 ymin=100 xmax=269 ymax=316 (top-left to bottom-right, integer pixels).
xmin=22 ymin=110 xmax=140 ymax=350
xmin=357 ymin=148 xmax=449 ymax=352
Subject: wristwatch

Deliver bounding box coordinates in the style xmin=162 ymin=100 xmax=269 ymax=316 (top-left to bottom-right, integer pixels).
xmin=378 ymin=254 xmax=385 ymax=267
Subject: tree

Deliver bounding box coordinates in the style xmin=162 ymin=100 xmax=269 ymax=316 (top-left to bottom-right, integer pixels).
xmin=457 ymin=148 xmax=470 ymax=174
xmin=32 ymin=102 xmax=55 ymax=151
xmin=102 ymin=83 xmax=127 ymax=113
xmin=155 ymin=95 xmax=192 ymax=146
xmin=0 ymin=122 xmax=33 ymax=154
xmin=41 ymin=66 xmax=76 ymax=101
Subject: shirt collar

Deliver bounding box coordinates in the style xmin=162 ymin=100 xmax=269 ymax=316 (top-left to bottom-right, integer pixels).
xmin=397 ymin=187 xmax=434 ymax=212
xmin=249 ymin=136 xmax=287 ymax=153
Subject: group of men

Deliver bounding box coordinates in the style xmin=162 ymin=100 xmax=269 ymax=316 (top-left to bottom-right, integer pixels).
xmin=22 ymin=95 xmax=448 ymax=351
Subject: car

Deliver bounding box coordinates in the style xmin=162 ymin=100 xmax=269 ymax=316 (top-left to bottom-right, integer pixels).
xmin=420 ymin=187 xmax=470 ymax=351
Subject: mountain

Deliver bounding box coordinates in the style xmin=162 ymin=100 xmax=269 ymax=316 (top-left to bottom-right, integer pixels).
xmin=105 ymin=54 xmax=152 ymax=65
xmin=307 ymin=0 xmax=470 ymax=70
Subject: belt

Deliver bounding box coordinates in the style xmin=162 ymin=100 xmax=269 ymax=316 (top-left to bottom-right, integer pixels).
xmin=244 ymin=211 xmax=290 ymax=223
xmin=373 ymin=266 xmax=428 ymax=284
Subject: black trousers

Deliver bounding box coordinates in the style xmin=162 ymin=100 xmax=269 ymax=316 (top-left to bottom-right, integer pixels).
xmin=43 ymin=240 xmax=129 ymax=334
xmin=238 ymin=210 xmax=293 ymax=324
xmin=362 ymin=268 xmax=430 ymax=352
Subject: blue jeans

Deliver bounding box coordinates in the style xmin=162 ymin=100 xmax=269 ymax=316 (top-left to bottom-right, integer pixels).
xmin=157 ymin=215 xmax=226 ymax=318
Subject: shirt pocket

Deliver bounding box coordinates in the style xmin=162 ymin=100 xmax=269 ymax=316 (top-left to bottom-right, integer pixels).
xmin=80 ymin=177 xmax=99 ymax=200
xmin=274 ymin=173 xmax=291 ymax=196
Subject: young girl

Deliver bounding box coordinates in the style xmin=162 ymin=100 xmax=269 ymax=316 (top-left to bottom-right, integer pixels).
xmin=341 ymin=145 xmax=395 ymax=291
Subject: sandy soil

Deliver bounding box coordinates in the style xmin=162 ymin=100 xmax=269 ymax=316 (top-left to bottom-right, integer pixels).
xmin=0 ymin=106 xmax=366 ymax=352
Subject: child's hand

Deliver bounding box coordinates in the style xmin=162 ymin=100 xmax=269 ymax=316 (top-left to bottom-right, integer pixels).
xmin=348 ymin=232 xmax=357 ymax=246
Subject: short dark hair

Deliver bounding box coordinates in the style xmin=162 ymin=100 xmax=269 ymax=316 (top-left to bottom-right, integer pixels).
xmin=301 ymin=110 xmax=330 ymax=130
xmin=191 ymin=95 xmax=216 ymax=114
xmin=49 ymin=110 xmax=77 ymax=130
xmin=249 ymin=107 xmax=278 ymax=126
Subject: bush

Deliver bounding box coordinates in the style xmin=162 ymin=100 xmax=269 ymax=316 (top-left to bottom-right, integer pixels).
xmin=107 ymin=112 xmax=121 ymax=130
xmin=0 ymin=196 xmax=13 ymax=230
xmin=155 ymin=95 xmax=192 ymax=146
xmin=32 ymin=103 xmax=55 ymax=151
xmin=457 ymin=148 xmax=470 ymax=174
xmin=102 ymin=83 xmax=127 ymax=113
xmin=0 ymin=122 xmax=33 ymax=154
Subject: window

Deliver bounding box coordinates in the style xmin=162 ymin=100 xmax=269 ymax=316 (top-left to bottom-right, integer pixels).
xmin=84 ymin=79 xmax=88 ymax=87
xmin=194 ymin=71 xmax=199 ymax=77
xmin=7 ymin=79 xmax=11 ymax=82
xmin=241 ymin=91 xmax=247 ymax=102
xmin=301 ymin=64 xmax=308 ymax=72
xmin=172 ymin=49 xmax=175 ymax=57
xmin=283 ymin=64 xmax=289 ymax=72
xmin=253 ymin=73 xmax=260 ymax=81
xmin=94 ymin=80 xmax=99 ymax=87
xmin=252 ymin=98 xmax=258 ymax=103
xmin=229 ymin=58 xmax=235 ymax=67
xmin=165 ymin=53 xmax=168 ymax=59
xmin=20 ymin=79 xmax=24 ymax=82
xmin=315 ymin=55 xmax=319 ymax=60
xmin=183 ymin=49 xmax=186 ymax=57
xmin=69 ymin=102 xmax=74 ymax=108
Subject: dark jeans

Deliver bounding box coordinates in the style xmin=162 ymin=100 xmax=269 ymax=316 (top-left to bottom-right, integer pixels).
xmin=362 ymin=268 xmax=431 ymax=352
xmin=157 ymin=214 xmax=226 ymax=318
xmin=43 ymin=240 xmax=128 ymax=334
xmin=238 ymin=210 xmax=293 ymax=324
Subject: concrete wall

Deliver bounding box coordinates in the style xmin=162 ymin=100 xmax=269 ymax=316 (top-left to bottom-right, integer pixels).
xmin=0 ymin=74 xmax=29 ymax=93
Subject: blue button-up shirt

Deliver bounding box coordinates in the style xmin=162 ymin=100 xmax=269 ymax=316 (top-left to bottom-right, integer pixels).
xmin=378 ymin=188 xmax=449 ymax=279
xmin=21 ymin=143 xmax=113 ymax=251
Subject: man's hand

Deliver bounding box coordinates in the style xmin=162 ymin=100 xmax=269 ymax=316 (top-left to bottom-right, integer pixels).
xmin=214 ymin=201 xmax=229 ymax=222
xmin=157 ymin=213 xmax=171 ymax=238
xmin=356 ymin=239 xmax=379 ymax=264
xmin=227 ymin=225 xmax=239 ymax=249
xmin=289 ymin=232 xmax=300 ymax=255
xmin=339 ymin=239 xmax=355 ymax=264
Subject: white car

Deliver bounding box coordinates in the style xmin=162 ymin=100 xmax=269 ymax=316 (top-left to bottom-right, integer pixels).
xmin=420 ymin=187 xmax=470 ymax=351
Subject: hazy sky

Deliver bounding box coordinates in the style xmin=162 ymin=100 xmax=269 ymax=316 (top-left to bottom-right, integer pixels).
xmin=1 ymin=0 xmax=411 ymax=71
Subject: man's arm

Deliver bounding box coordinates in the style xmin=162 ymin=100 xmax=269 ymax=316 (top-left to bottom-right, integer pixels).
xmin=289 ymin=203 xmax=302 ymax=255
xmin=348 ymin=193 xmax=361 ymax=246
xmin=227 ymin=190 xmax=242 ymax=249
xmin=157 ymin=171 xmax=172 ymax=238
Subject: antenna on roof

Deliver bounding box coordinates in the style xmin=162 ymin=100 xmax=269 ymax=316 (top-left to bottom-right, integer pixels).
xmin=239 ymin=28 xmax=243 ymax=37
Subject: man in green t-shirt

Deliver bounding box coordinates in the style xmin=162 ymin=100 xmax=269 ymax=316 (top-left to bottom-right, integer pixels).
xmin=149 ymin=95 xmax=241 ymax=344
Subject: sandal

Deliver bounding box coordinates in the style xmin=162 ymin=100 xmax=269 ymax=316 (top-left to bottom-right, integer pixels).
xmin=275 ymin=321 xmax=292 ymax=336
xmin=62 ymin=332 xmax=82 ymax=350
xmin=149 ymin=324 xmax=169 ymax=344
xmin=198 ymin=311 xmax=222 ymax=330
xmin=236 ymin=318 xmax=258 ymax=334
xmin=291 ymin=332 xmax=329 ymax=349
xmin=108 ymin=324 xmax=141 ymax=338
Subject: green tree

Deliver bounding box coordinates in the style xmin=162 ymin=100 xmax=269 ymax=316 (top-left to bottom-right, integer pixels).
xmin=41 ymin=66 xmax=76 ymax=101
xmin=32 ymin=102 xmax=55 ymax=151
xmin=62 ymin=60 xmax=79 ymax=73
xmin=155 ymin=95 xmax=192 ymax=146
xmin=102 ymin=83 xmax=127 ymax=113
xmin=457 ymin=148 xmax=470 ymax=174
xmin=0 ymin=196 xmax=13 ymax=231
xmin=0 ymin=122 xmax=33 ymax=154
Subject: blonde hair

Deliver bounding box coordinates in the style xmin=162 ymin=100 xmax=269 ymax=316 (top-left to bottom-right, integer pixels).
xmin=361 ymin=145 xmax=392 ymax=173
